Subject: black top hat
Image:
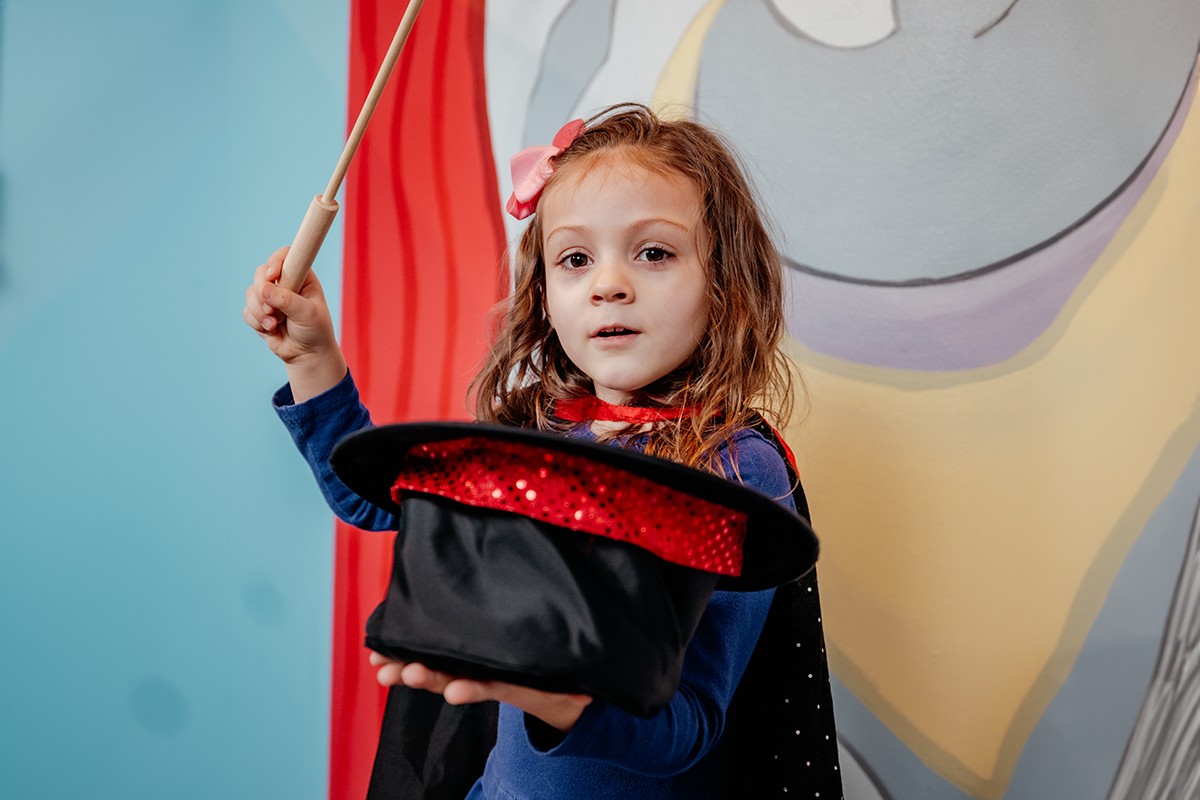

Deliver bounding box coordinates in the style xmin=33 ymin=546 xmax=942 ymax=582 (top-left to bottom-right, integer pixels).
xmin=330 ymin=422 xmax=818 ymax=716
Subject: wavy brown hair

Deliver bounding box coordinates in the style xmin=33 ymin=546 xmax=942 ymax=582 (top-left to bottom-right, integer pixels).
xmin=469 ymin=104 xmax=796 ymax=475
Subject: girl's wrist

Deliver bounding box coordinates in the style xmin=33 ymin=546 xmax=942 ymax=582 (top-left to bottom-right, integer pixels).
xmin=285 ymin=347 xmax=348 ymax=404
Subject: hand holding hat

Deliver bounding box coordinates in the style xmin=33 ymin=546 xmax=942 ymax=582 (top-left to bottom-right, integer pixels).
xmin=368 ymin=652 xmax=593 ymax=733
xmin=330 ymin=421 xmax=818 ymax=716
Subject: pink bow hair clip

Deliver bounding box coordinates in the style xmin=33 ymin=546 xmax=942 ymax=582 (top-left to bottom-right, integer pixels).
xmin=505 ymin=119 xmax=586 ymax=220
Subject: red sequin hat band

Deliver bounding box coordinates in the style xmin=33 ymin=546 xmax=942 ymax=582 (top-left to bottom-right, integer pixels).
xmin=554 ymin=396 xmax=702 ymax=424
xmin=390 ymin=437 xmax=748 ymax=577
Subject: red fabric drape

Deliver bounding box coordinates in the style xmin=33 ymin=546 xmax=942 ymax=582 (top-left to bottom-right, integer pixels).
xmin=332 ymin=1 xmax=506 ymax=797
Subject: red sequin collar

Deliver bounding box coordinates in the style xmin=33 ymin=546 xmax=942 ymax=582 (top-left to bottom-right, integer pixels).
xmin=555 ymin=396 xmax=700 ymax=423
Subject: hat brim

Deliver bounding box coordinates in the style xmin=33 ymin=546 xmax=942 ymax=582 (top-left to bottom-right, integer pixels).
xmin=329 ymin=422 xmax=818 ymax=591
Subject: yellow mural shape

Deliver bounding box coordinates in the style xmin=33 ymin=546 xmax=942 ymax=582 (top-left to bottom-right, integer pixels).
xmin=782 ymin=78 xmax=1200 ymax=798
xmin=652 ymin=0 xmax=726 ymax=120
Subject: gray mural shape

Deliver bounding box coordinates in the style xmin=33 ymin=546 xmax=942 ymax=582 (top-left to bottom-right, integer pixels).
xmin=523 ymin=0 xmax=1200 ymax=372
xmin=522 ymin=0 xmax=616 ymax=149
xmin=782 ymin=65 xmax=1196 ymax=371
xmin=696 ymin=0 xmax=1200 ymax=283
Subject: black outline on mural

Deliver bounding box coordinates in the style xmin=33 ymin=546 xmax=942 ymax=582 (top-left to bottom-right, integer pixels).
xmin=839 ymin=733 xmax=899 ymax=800
xmin=765 ymin=0 xmax=900 ymax=50
xmin=784 ymin=45 xmax=1200 ymax=287
xmin=974 ymin=0 xmax=1020 ymax=39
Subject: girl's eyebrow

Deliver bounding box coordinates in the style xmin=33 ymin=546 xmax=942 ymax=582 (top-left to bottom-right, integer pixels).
xmin=545 ymin=217 xmax=693 ymax=244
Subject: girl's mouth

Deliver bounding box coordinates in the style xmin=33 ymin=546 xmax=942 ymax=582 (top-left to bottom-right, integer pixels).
xmin=595 ymin=326 xmax=638 ymax=338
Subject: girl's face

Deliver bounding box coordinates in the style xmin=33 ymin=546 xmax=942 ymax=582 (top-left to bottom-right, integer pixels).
xmin=540 ymin=155 xmax=710 ymax=405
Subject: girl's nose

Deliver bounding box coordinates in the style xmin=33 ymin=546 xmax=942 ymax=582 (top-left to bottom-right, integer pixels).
xmin=590 ymin=261 xmax=633 ymax=303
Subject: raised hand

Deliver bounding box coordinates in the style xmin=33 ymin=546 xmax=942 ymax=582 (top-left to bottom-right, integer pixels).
xmin=243 ymin=246 xmax=347 ymax=402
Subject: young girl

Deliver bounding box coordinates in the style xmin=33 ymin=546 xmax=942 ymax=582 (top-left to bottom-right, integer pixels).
xmin=244 ymin=104 xmax=835 ymax=797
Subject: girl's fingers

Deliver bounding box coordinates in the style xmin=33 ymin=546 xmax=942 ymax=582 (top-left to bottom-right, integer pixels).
xmin=440 ymin=679 xmax=591 ymax=731
xmin=442 ymin=679 xmax=493 ymax=706
xmin=253 ymin=247 xmax=290 ymax=293
xmin=243 ymin=286 xmax=282 ymax=336
xmin=366 ymin=654 xmax=537 ymax=707
xmin=368 ymin=651 xmax=404 ymax=668
xmin=399 ymin=663 xmax=456 ymax=694
xmin=243 ymin=297 xmax=278 ymax=334
xmin=260 ymin=281 xmax=303 ymax=321
xmin=369 ymin=651 xmax=415 ymax=687
xmin=259 ymin=248 xmax=289 ymax=292
xmin=268 ymin=245 xmax=290 ymax=271
xmin=374 ymin=662 xmax=407 ymax=687
xmin=370 ymin=657 xmax=591 ymax=731
xmin=245 ymin=285 xmax=269 ymax=324
xmin=243 ymin=305 xmax=268 ymax=335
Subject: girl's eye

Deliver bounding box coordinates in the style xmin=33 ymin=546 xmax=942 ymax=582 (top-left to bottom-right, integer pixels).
xmin=563 ymin=253 xmax=590 ymax=269
xmin=640 ymin=247 xmax=672 ymax=263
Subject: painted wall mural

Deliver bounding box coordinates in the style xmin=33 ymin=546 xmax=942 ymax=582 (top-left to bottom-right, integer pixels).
xmin=485 ymin=1 xmax=1200 ymax=798
xmin=335 ymin=1 xmax=1200 ymax=798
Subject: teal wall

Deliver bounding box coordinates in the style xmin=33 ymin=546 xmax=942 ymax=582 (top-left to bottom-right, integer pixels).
xmin=0 ymin=2 xmax=349 ymax=797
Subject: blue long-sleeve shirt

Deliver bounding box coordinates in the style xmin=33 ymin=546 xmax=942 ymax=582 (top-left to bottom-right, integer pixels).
xmin=274 ymin=371 xmax=795 ymax=799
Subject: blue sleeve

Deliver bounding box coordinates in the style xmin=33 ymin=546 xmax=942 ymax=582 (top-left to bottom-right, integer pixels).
xmin=530 ymin=430 xmax=796 ymax=775
xmin=272 ymin=370 xmax=399 ymax=531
